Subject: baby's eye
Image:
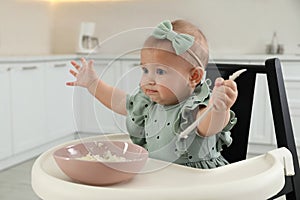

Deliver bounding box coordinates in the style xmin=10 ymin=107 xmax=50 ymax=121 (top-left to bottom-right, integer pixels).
xmin=142 ymin=67 xmax=149 ymax=74
xmin=156 ymin=68 xmax=166 ymax=75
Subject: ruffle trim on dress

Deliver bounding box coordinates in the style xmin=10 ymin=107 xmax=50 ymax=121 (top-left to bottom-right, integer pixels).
xmin=126 ymin=90 xmax=151 ymax=146
xmin=216 ymin=111 xmax=237 ymax=151
xmin=174 ymin=80 xmax=237 ymax=153
xmin=183 ymin=155 xmax=229 ymax=169
xmin=174 ymin=81 xmax=211 ymax=133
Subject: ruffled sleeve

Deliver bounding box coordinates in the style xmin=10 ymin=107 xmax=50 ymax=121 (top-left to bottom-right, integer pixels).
xmin=174 ymin=81 xmax=211 ymax=133
xmin=174 ymin=80 xmax=237 ymax=153
xmin=216 ymin=110 xmax=237 ymax=151
xmin=125 ymin=89 xmax=151 ymax=147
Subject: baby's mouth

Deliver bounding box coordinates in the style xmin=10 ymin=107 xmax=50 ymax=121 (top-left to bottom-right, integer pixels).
xmin=145 ymin=89 xmax=158 ymax=95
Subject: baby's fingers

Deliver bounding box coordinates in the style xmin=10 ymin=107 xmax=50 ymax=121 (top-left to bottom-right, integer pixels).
xmin=213 ymin=97 xmax=228 ymax=111
xmin=69 ymin=69 xmax=77 ymax=77
xmin=88 ymin=59 xmax=94 ymax=68
xmin=70 ymin=60 xmax=81 ymax=70
xmin=214 ymin=77 xmax=224 ymax=87
xmin=66 ymin=81 xmax=77 ymax=86
xmin=223 ymin=81 xmax=237 ymax=99
xmin=80 ymin=57 xmax=88 ymax=67
xmin=224 ymin=80 xmax=237 ymax=91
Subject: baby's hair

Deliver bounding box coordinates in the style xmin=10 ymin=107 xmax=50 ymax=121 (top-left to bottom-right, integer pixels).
xmin=143 ymin=19 xmax=209 ymax=68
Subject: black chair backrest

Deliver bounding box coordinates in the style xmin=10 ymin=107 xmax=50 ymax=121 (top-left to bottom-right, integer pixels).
xmin=206 ymin=58 xmax=300 ymax=200
xmin=206 ymin=62 xmax=258 ymax=163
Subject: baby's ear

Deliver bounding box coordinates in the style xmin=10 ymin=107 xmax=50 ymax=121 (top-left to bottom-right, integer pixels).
xmin=189 ymin=67 xmax=204 ymax=87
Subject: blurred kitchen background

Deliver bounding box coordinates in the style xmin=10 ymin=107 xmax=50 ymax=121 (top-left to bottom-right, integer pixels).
xmin=0 ymin=0 xmax=299 ymax=56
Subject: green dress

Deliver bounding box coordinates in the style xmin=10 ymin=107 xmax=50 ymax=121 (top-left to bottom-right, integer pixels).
xmin=126 ymin=81 xmax=237 ymax=169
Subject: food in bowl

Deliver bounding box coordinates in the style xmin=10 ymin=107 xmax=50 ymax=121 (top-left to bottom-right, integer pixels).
xmin=75 ymin=142 xmax=127 ymax=162
xmin=76 ymin=151 xmax=127 ymax=162
xmin=53 ymin=140 xmax=148 ymax=186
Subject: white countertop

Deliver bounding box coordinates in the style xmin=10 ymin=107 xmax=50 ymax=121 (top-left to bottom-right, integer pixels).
xmin=0 ymin=53 xmax=299 ymax=63
xmin=211 ymin=54 xmax=300 ymax=62
xmin=0 ymin=54 xmax=77 ymax=63
xmin=0 ymin=54 xmax=142 ymax=63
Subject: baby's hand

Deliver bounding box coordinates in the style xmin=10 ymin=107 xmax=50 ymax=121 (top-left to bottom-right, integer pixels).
xmin=209 ymin=77 xmax=238 ymax=112
xmin=66 ymin=57 xmax=99 ymax=90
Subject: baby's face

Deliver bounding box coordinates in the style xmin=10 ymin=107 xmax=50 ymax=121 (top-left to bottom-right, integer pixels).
xmin=140 ymin=49 xmax=195 ymax=105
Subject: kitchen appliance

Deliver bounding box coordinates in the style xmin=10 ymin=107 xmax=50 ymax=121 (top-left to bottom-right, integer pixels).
xmin=77 ymin=22 xmax=99 ymax=54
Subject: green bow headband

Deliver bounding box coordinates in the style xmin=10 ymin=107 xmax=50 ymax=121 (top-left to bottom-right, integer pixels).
xmin=152 ymin=20 xmax=194 ymax=55
xmin=152 ymin=20 xmax=203 ymax=68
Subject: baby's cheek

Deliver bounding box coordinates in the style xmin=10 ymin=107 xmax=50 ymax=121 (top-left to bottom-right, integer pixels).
xmin=139 ymin=77 xmax=147 ymax=87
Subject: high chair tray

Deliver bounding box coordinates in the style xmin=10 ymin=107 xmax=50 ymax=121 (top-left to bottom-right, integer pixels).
xmin=32 ymin=133 xmax=292 ymax=200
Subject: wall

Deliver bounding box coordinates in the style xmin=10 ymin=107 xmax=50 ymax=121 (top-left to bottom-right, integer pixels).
xmin=0 ymin=0 xmax=299 ymax=56
xmin=0 ymin=0 xmax=52 ymax=56
xmin=51 ymin=0 xmax=300 ymax=56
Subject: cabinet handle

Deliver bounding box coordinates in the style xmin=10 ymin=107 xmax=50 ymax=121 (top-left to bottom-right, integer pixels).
xmin=0 ymin=68 xmax=9 ymax=73
xmin=22 ymin=66 xmax=38 ymax=70
xmin=54 ymin=63 xmax=67 ymax=68
xmin=96 ymin=64 xmax=108 ymax=67
xmin=132 ymin=63 xmax=141 ymax=67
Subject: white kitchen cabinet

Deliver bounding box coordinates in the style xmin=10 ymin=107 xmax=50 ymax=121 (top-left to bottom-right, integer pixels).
xmin=248 ymin=74 xmax=275 ymax=145
xmin=285 ymin=80 xmax=300 ymax=147
xmin=281 ymin=61 xmax=300 ymax=148
xmin=10 ymin=63 xmax=46 ymax=153
xmin=0 ymin=65 xmax=13 ymax=160
xmin=45 ymin=61 xmax=75 ymax=141
xmin=0 ymin=57 xmax=77 ymax=171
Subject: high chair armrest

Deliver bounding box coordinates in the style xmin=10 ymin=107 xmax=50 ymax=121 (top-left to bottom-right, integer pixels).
xmin=267 ymin=147 xmax=295 ymax=176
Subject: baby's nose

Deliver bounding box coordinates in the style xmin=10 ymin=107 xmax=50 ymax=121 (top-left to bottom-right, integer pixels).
xmin=148 ymin=80 xmax=156 ymax=85
xmin=146 ymin=72 xmax=157 ymax=85
xmin=147 ymin=77 xmax=156 ymax=85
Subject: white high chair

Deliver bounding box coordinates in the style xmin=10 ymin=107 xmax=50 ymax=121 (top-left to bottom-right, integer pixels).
xmin=31 ymin=58 xmax=300 ymax=199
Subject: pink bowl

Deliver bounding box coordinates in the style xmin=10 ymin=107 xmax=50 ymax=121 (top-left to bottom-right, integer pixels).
xmin=53 ymin=140 xmax=148 ymax=186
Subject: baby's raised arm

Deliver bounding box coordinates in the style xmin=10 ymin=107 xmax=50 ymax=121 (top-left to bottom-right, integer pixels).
xmin=66 ymin=57 xmax=127 ymax=116
xmin=197 ymin=78 xmax=237 ymax=137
